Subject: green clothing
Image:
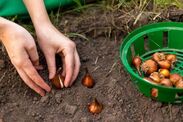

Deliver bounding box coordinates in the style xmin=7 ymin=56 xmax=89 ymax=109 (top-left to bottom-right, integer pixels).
xmin=0 ymin=0 xmax=75 ymax=16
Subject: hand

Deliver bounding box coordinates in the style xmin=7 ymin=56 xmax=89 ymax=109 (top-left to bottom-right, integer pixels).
xmin=1 ymin=20 xmax=50 ymax=96
xmin=35 ymin=23 xmax=80 ymax=87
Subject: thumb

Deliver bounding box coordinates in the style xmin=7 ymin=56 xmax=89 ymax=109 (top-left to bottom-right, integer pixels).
xmin=45 ymin=52 xmax=56 ymax=79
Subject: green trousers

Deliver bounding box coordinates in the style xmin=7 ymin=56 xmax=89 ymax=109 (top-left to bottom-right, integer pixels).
xmin=0 ymin=0 xmax=75 ymax=16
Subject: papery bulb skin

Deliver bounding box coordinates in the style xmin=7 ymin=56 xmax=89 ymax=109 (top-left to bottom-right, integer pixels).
xmin=88 ymin=98 xmax=103 ymax=114
xmin=82 ymin=68 xmax=95 ymax=88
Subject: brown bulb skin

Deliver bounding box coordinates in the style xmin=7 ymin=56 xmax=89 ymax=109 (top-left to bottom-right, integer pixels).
xmin=82 ymin=68 xmax=95 ymax=88
xmin=51 ymin=74 xmax=65 ymax=89
xmin=170 ymin=74 xmax=182 ymax=85
xmin=132 ymin=56 xmax=142 ymax=68
xmin=88 ymin=99 xmax=103 ymax=114
xmin=158 ymin=60 xmax=171 ymax=69
xmin=150 ymin=72 xmax=161 ymax=83
xmin=159 ymin=69 xmax=170 ymax=78
xmin=143 ymin=77 xmax=158 ymax=85
xmin=176 ymin=81 xmax=183 ymax=88
xmin=141 ymin=59 xmax=158 ymax=75
xmin=166 ymin=54 xmax=177 ymax=63
xmin=82 ymin=74 xmax=95 ymax=88
xmin=152 ymin=52 xmax=166 ymax=62
xmin=132 ymin=56 xmax=142 ymax=76
xmin=160 ymin=78 xmax=173 ymax=87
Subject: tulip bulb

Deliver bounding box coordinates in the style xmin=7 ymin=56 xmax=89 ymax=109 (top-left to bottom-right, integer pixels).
xmin=160 ymin=78 xmax=173 ymax=87
xmin=158 ymin=60 xmax=171 ymax=69
xmin=152 ymin=52 xmax=166 ymax=62
xmin=51 ymin=67 xmax=65 ymax=89
xmin=82 ymin=68 xmax=95 ymax=88
xmin=176 ymin=81 xmax=183 ymax=88
xmin=144 ymin=77 xmax=158 ymax=85
xmin=132 ymin=56 xmax=142 ymax=76
xmin=159 ymin=69 xmax=170 ymax=78
xmin=166 ymin=54 xmax=177 ymax=63
xmin=150 ymin=72 xmax=162 ymax=83
xmin=141 ymin=59 xmax=158 ymax=75
xmin=170 ymin=74 xmax=182 ymax=85
xmin=88 ymin=98 xmax=103 ymax=114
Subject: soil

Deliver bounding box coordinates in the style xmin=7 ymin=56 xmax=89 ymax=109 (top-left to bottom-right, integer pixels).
xmin=1 ymin=3 xmax=183 ymax=122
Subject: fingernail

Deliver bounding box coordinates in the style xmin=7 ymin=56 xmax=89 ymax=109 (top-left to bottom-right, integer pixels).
xmin=64 ymin=83 xmax=69 ymax=88
xmin=47 ymin=87 xmax=51 ymax=92
xmin=49 ymin=74 xmax=54 ymax=79
xmin=40 ymin=92 xmax=45 ymax=97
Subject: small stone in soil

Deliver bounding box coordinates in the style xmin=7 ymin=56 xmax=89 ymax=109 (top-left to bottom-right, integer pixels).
xmin=33 ymin=97 xmax=38 ymax=101
xmin=0 ymin=60 xmax=5 ymax=69
xmin=39 ymin=115 xmax=42 ymax=118
xmin=64 ymin=103 xmax=78 ymax=116
xmin=32 ymin=112 xmax=36 ymax=117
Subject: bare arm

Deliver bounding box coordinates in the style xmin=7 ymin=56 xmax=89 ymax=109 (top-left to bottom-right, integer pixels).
xmin=23 ymin=0 xmax=51 ymax=28
xmin=23 ymin=0 xmax=81 ymax=87
xmin=0 ymin=17 xmax=50 ymax=96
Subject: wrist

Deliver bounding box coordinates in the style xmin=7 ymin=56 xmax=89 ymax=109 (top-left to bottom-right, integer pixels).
xmin=32 ymin=15 xmax=52 ymax=28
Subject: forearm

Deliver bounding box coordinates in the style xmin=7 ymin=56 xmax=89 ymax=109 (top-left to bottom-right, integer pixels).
xmin=23 ymin=0 xmax=51 ymax=28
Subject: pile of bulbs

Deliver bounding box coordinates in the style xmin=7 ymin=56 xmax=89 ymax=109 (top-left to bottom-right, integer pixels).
xmin=132 ymin=52 xmax=183 ymax=97
xmin=51 ymin=67 xmax=103 ymax=114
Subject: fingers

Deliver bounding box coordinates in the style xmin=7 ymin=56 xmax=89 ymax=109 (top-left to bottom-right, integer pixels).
xmin=25 ymin=43 xmax=43 ymax=70
xmin=22 ymin=60 xmax=51 ymax=92
xmin=70 ymin=51 xmax=80 ymax=86
xmin=63 ymin=52 xmax=74 ymax=87
xmin=16 ymin=68 xmax=45 ymax=96
xmin=26 ymin=43 xmax=39 ymax=66
xmin=61 ymin=49 xmax=80 ymax=87
xmin=60 ymin=53 xmax=66 ymax=76
xmin=44 ymin=51 xmax=56 ymax=79
xmin=34 ymin=65 xmax=43 ymax=70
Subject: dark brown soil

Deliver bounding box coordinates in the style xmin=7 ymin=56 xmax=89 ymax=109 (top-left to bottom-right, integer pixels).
xmin=1 ymin=3 xmax=183 ymax=122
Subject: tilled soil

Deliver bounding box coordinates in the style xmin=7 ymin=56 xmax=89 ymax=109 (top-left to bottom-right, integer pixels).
xmin=1 ymin=4 xmax=183 ymax=122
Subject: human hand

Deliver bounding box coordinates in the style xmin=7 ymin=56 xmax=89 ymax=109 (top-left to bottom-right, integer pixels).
xmin=0 ymin=19 xmax=51 ymax=96
xmin=35 ymin=23 xmax=80 ymax=87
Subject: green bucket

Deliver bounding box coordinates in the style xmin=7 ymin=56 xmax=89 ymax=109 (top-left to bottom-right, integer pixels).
xmin=120 ymin=22 xmax=183 ymax=103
